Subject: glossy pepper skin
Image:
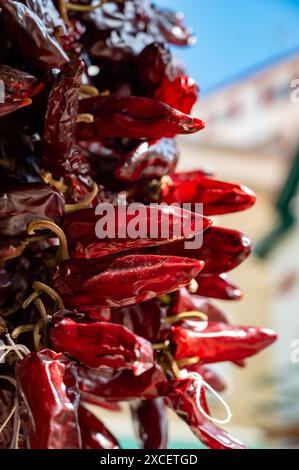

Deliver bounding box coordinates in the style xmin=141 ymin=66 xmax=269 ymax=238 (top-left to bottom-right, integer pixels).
xmin=78 ymin=364 xmax=167 ymax=403
xmin=50 ymin=318 xmax=154 ymax=376
xmin=15 ymin=350 xmax=81 ymax=449
xmin=0 ymin=183 xmax=65 ymax=238
xmin=0 ymin=1 xmax=69 ymax=71
xmin=115 ymin=138 xmax=179 ymax=182
xmin=52 ymin=254 xmax=205 ymax=309
xmin=61 ymin=205 xmax=211 ymax=259
xmin=164 ymin=378 xmax=246 ymax=449
xmin=161 ymin=173 xmax=256 ymax=215
xmin=171 ymin=320 xmax=277 ymax=364
xmin=78 ymin=405 xmax=120 ymax=449
xmin=195 ymin=273 xmax=243 ymax=300
xmin=155 ymin=75 xmax=198 ymax=114
xmin=130 ymin=398 xmax=168 ymax=449
xmin=157 ymin=226 xmax=252 ymax=274
xmin=76 ymin=95 xmax=204 ymax=141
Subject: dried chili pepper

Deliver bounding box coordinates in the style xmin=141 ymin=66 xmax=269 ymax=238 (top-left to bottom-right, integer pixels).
xmin=0 ymin=1 xmax=69 ymax=71
xmin=115 ymin=138 xmax=179 ymax=182
xmin=170 ymin=320 xmax=277 ymax=364
xmin=164 ymin=377 xmax=246 ymax=449
xmin=161 ymin=173 xmax=256 ymax=215
xmin=0 ymin=183 xmax=65 ymax=239
xmin=155 ymin=76 xmax=198 ymax=114
xmin=78 ymin=405 xmax=120 ymax=449
xmin=195 ymin=273 xmax=243 ymax=300
xmin=157 ymin=226 xmax=251 ymax=274
xmin=52 ymin=254 xmax=205 ymax=309
xmin=61 ymin=205 xmax=211 ymax=259
xmin=130 ymin=397 xmax=168 ymax=449
xmin=50 ymin=317 xmax=154 ymax=376
xmin=15 ymin=349 xmax=81 ymax=449
xmin=77 ymin=95 xmax=204 ymax=140
xmin=135 ymin=42 xmax=172 ymax=97
xmin=0 ymin=382 xmax=15 ymax=449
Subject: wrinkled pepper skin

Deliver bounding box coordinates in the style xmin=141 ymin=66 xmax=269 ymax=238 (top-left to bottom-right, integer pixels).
xmin=110 ymin=297 xmax=165 ymax=342
xmin=195 ymin=273 xmax=243 ymax=300
xmin=0 ymin=183 xmax=65 ymax=238
xmin=164 ymin=378 xmax=246 ymax=449
xmin=115 ymin=138 xmax=179 ymax=182
xmin=0 ymin=384 xmax=14 ymax=449
xmin=61 ymin=205 xmax=211 ymax=259
xmin=171 ymin=320 xmax=277 ymax=364
xmin=78 ymin=405 xmax=120 ymax=449
xmin=53 ymin=254 xmax=205 ymax=309
xmin=158 ymin=226 xmax=252 ymax=274
xmin=78 ymin=364 xmax=167 ymax=403
xmin=161 ymin=173 xmax=256 ymax=215
xmin=77 ymin=95 xmax=204 ymax=140
xmin=50 ymin=318 xmax=154 ymax=376
xmin=130 ymin=398 xmax=168 ymax=449
xmin=0 ymin=1 xmax=69 ymax=71
xmin=15 ymin=350 xmax=82 ymax=449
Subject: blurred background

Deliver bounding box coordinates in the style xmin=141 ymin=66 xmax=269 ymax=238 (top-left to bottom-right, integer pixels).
xmin=94 ymin=0 xmax=299 ymax=449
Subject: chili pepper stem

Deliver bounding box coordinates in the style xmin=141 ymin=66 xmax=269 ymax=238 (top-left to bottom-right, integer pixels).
xmin=176 ymin=356 xmax=201 ymax=368
xmin=64 ymin=181 xmax=99 ymax=213
xmin=163 ymin=311 xmax=208 ymax=325
xmin=33 ymin=318 xmax=44 ymax=351
xmin=11 ymin=324 xmax=35 ymax=340
xmin=40 ymin=170 xmax=69 ymax=194
xmin=151 ymin=340 xmax=170 ymax=351
xmin=32 ymin=281 xmax=64 ymax=310
xmin=57 ymin=0 xmax=72 ymax=28
xmin=77 ymin=113 xmax=94 ymax=124
xmin=27 ymin=219 xmax=69 ymax=260
xmin=80 ymin=85 xmax=99 ymax=97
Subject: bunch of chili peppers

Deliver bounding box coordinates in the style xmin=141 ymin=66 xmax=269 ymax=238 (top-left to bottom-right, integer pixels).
xmin=0 ymin=0 xmax=277 ymax=450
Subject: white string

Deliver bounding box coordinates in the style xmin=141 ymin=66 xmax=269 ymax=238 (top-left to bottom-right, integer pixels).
xmin=180 ymin=370 xmax=232 ymax=425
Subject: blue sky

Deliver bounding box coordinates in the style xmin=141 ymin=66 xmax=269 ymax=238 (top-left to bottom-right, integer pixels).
xmin=159 ymin=0 xmax=299 ymax=94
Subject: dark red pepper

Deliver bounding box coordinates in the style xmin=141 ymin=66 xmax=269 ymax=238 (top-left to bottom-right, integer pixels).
xmin=15 ymin=349 xmax=81 ymax=449
xmin=135 ymin=42 xmax=172 ymax=97
xmin=130 ymin=398 xmax=168 ymax=449
xmin=77 ymin=95 xmax=204 ymax=140
xmin=171 ymin=320 xmax=277 ymax=364
xmin=115 ymin=138 xmax=179 ymax=182
xmin=0 ymin=1 xmax=69 ymax=71
xmin=61 ymin=205 xmax=211 ymax=259
xmin=157 ymin=226 xmax=252 ymax=274
xmin=52 ymin=254 xmax=205 ymax=309
xmin=0 ymin=381 xmax=15 ymax=449
xmin=78 ymin=405 xmax=120 ymax=449
xmin=161 ymin=173 xmax=256 ymax=215
xmin=50 ymin=318 xmax=154 ymax=376
xmin=0 ymin=183 xmax=65 ymax=238
xmin=195 ymin=273 xmax=243 ymax=300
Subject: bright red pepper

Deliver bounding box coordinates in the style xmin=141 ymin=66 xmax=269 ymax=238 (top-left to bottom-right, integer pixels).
xmin=157 ymin=226 xmax=252 ymax=274
xmin=78 ymin=405 xmax=119 ymax=449
xmin=171 ymin=320 xmax=277 ymax=364
xmin=115 ymin=138 xmax=179 ymax=182
xmin=50 ymin=318 xmax=154 ymax=376
xmin=76 ymin=95 xmax=204 ymax=140
xmin=130 ymin=398 xmax=168 ymax=449
xmin=161 ymin=173 xmax=256 ymax=215
xmin=155 ymin=75 xmax=198 ymax=114
xmin=15 ymin=350 xmax=81 ymax=449
xmin=195 ymin=273 xmax=243 ymax=300
xmin=61 ymin=205 xmax=211 ymax=259
xmin=163 ymin=377 xmax=246 ymax=449
xmin=52 ymin=254 xmax=205 ymax=309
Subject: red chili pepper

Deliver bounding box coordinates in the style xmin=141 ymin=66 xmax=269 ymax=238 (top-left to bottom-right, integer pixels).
xmin=130 ymin=398 xmax=168 ymax=449
xmin=78 ymin=364 xmax=167 ymax=403
xmin=157 ymin=226 xmax=252 ymax=274
xmin=135 ymin=42 xmax=172 ymax=97
xmin=195 ymin=273 xmax=243 ymax=300
xmin=50 ymin=318 xmax=154 ymax=376
xmin=161 ymin=173 xmax=256 ymax=215
xmin=155 ymin=75 xmax=199 ymax=114
xmin=171 ymin=320 xmax=277 ymax=364
xmin=77 ymin=95 xmax=204 ymax=140
xmin=0 ymin=382 xmax=15 ymax=449
xmin=110 ymin=297 xmax=165 ymax=343
xmin=115 ymin=138 xmax=179 ymax=182
xmin=78 ymin=405 xmax=120 ymax=449
xmin=0 ymin=1 xmax=68 ymax=71
xmin=53 ymin=254 xmax=205 ymax=309
xmin=163 ymin=377 xmax=246 ymax=449
xmin=15 ymin=350 xmax=81 ymax=449
xmin=61 ymin=206 xmax=211 ymax=259
xmin=0 ymin=183 xmax=65 ymax=239
xmin=170 ymin=288 xmax=230 ymax=324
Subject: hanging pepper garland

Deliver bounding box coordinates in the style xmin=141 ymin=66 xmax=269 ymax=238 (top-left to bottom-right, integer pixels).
xmin=0 ymin=0 xmax=277 ymax=450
